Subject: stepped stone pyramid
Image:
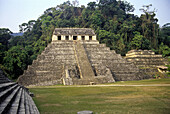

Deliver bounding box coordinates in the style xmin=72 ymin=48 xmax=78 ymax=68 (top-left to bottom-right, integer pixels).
xmin=17 ymin=28 xmax=148 ymax=86
xmin=125 ymin=50 xmax=167 ymax=76
xmin=0 ymin=69 xmax=39 ymax=114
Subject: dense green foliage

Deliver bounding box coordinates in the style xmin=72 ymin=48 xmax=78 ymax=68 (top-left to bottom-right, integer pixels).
xmin=0 ymin=0 xmax=169 ymax=79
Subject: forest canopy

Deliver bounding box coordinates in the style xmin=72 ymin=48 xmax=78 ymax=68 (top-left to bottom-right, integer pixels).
xmin=0 ymin=0 xmax=170 ymax=80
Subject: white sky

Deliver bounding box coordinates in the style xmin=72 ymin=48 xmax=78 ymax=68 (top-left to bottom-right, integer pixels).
xmin=0 ymin=0 xmax=169 ymax=32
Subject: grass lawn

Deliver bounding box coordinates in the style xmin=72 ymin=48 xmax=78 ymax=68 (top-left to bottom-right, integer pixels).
xmin=29 ymin=79 xmax=170 ymax=114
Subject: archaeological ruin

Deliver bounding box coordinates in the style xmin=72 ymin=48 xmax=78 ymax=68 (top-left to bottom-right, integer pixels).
xmin=17 ymin=28 xmax=166 ymax=86
xmin=125 ymin=50 xmax=168 ymax=77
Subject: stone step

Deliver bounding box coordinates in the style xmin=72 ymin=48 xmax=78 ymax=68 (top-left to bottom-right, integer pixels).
xmin=31 ymin=79 xmax=62 ymax=86
xmin=36 ymin=56 xmax=76 ymax=61
xmin=137 ymin=65 xmax=163 ymax=68
xmin=85 ymin=47 xmax=110 ymax=51
xmin=0 ymin=84 xmax=18 ymax=101
xmin=113 ymin=71 xmax=138 ymax=74
xmin=134 ymin=62 xmax=165 ymax=66
xmin=8 ymin=87 xmax=22 ymax=114
xmin=18 ymin=89 xmax=26 ymax=113
xmin=109 ymin=67 xmax=138 ymax=72
xmin=38 ymin=60 xmax=76 ymax=65
xmin=134 ymin=61 xmax=165 ymax=64
xmin=109 ymin=65 xmax=138 ymax=71
xmin=114 ymin=74 xmax=139 ymax=81
xmin=87 ymin=52 xmax=122 ymax=58
xmin=35 ymin=70 xmax=62 ymax=76
xmin=107 ymin=62 xmax=136 ymax=66
xmin=110 ymin=68 xmax=138 ymax=73
xmin=44 ymin=55 xmax=75 ymax=60
xmin=126 ymin=57 xmax=164 ymax=61
xmin=31 ymin=61 xmax=63 ymax=67
xmin=86 ymin=51 xmax=114 ymax=55
xmin=0 ymin=82 xmax=16 ymax=92
xmin=26 ymin=75 xmax=63 ymax=86
xmin=27 ymin=92 xmax=40 ymax=114
xmin=80 ymin=41 xmax=99 ymax=44
xmin=27 ymin=93 xmax=39 ymax=114
xmin=140 ymin=68 xmax=158 ymax=71
xmin=25 ymin=91 xmax=33 ymax=114
xmin=87 ymin=52 xmax=117 ymax=56
xmin=0 ymin=86 xmax=20 ymax=113
xmin=49 ymin=42 xmax=74 ymax=45
xmin=51 ymin=41 xmax=74 ymax=44
xmin=48 ymin=45 xmax=74 ymax=49
xmin=35 ymin=66 xmax=63 ymax=71
xmin=45 ymin=48 xmax=74 ymax=51
xmin=90 ymin=59 xmax=127 ymax=64
xmin=41 ymin=53 xmax=75 ymax=57
xmin=89 ymin=55 xmax=122 ymax=60
xmin=42 ymin=50 xmax=75 ymax=55
xmin=84 ymin=44 xmax=106 ymax=48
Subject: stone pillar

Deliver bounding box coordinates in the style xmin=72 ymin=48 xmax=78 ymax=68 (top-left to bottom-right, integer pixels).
xmin=77 ymin=35 xmax=81 ymax=40
xmin=65 ymin=69 xmax=69 ymax=78
xmin=70 ymin=35 xmax=73 ymax=40
xmin=85 ymin=36 xmax=89 ymax=40
xmin=61 ymin=35 xmax=65 ymax=40
xmin=92 ymin=36 xmax=96 ymax=40
xmin=52 ymin=35 xmax=57 ymax=41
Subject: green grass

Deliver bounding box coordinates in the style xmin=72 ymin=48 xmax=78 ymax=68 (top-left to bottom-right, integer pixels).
xmin=30 ymin=79 xmax=170 ymax=114
xmin=105 ymin=78 xmax=170 ymax=85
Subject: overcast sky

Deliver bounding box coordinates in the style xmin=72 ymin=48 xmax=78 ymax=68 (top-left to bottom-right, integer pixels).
xmin=0 ymin=0 xmax=169 ymax=32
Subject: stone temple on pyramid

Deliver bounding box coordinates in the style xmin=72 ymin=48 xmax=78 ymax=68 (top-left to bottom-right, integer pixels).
xmin=17 ymin=28 xmax=166 ymax=86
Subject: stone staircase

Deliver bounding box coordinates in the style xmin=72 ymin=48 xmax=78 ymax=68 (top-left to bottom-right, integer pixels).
xmin=73 ymin=41 xmax=95 ymax=79
xmin=0 ymin=69 xmax=39 ymax=114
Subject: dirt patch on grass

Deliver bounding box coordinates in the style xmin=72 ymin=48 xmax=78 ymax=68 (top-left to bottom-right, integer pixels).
xmin=71 ymin=101 xmax=80 ymax=104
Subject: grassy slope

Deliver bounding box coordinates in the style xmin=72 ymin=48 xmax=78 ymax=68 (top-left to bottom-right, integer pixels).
xmin=30 ymin=79 xmax=170 ymax=114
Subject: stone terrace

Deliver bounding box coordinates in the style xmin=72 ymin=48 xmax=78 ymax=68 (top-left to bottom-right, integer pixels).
xmin=125 ymin=50 xmax=167 ymax=77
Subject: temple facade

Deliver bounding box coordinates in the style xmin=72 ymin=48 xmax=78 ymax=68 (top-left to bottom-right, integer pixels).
xmin=52 ymin=28 xmax=97 ymax=41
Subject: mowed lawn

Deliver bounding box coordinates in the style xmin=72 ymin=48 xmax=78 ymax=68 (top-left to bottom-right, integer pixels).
xmin=29 ymin=79 xmax=170 ymax=114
